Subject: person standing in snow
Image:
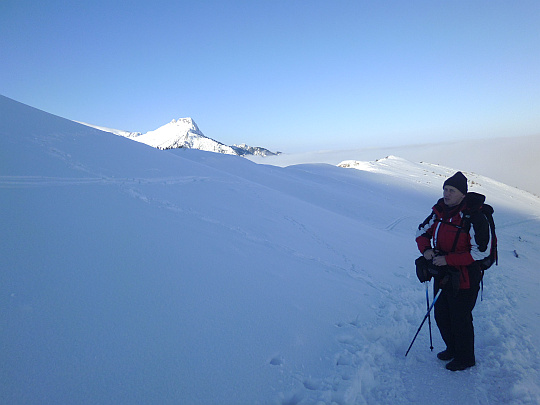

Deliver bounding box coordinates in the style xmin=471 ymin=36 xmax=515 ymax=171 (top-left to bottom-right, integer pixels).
xmin=415 ymin=171 xmax=491 ymax=371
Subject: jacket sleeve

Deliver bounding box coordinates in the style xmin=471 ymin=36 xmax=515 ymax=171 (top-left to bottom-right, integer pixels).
xmin=469 ymin=211 xmax=491 ymax=261
xmin=416 ymin=212 xmax=435 ymax=254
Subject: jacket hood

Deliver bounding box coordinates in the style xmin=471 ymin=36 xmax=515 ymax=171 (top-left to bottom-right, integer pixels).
xmin=465 ymin=192 xmax=486 ymax=211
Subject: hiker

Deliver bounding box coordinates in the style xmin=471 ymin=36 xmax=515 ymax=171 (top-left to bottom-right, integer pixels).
xmin=415 ymin=171 xmax=492 ymax=371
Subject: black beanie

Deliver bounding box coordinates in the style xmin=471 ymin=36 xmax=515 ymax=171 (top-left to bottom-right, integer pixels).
xmin=443 ymin=171 xmax=468 ymax=195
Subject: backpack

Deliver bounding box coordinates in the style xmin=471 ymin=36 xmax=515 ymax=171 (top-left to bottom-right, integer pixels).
xmin=479 ymin=204 xmax=498 ymax=270
xmin=462 ymin=202 xmax=498 ymax=271
xmin=461 ymin=197 xmax=498 ymax=300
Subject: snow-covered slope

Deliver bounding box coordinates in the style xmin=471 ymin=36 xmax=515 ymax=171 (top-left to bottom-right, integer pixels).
xmin=2 ymin=95 xmax=540 ymax=404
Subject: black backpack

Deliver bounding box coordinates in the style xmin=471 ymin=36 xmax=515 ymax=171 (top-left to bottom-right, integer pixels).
xmin=477 ymin=203 xmax=498 ymax=270
xmin=462 ymin=197 xmax=498 ymax=271
xmin=462 ymin=195 xmax=498 ymax=299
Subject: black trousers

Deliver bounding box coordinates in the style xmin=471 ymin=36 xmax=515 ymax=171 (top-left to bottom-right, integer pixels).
xmin=434 ymin=284 xmax=479 ymax=363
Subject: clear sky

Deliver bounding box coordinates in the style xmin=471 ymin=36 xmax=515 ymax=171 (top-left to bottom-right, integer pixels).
xmin=1 ymin=0 xmax=539 ymax=152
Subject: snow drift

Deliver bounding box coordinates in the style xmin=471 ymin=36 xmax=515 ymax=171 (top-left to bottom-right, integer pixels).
xmin=1 ymin=94 xmax=540 ymax=404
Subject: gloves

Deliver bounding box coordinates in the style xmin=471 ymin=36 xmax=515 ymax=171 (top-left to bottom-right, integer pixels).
xmin=415 ymin=256 xmax=458 ymax=294
xmin=415 ymin=256 xmax=432 ymax=283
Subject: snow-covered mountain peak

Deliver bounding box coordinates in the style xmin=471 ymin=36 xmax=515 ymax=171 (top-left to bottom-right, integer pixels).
xmin=80 ymin=116 xmax=280 ymax=157
xmin=134 ymin=117 xmax=236 ymax=154
xmin=171 ymin=117 xmax=194 ymax=124
xmin=147 ymin=117 xmax=202 ymax=138
xmin=166 ymin=117 xmax=201 ymax=132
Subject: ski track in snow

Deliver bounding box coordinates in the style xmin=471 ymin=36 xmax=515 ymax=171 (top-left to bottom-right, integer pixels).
xmin=0 ymin=175 xmax=212 ymax=188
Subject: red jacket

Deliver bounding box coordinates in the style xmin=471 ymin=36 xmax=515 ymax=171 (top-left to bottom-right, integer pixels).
xmin=416 ymin=193 xmax=491 ymax=289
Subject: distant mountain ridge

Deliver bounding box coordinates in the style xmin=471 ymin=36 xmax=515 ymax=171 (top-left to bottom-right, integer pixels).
xmin=80 ymin=118 xmax=279 ymax=157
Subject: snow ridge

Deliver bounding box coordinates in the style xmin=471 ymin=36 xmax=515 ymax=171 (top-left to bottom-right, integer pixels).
xmin=232 ymin=143 xmax=279 ymax=157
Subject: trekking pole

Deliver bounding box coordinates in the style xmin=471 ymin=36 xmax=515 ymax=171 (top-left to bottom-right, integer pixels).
xmin=426 ymin=282 xmax=434 ymax=351
xmin=405 ymin=289 xmax=442 ymax=357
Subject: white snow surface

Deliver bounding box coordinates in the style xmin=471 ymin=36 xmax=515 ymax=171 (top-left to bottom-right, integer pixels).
xmin=1 ymin=94 xmax=540 ymax=404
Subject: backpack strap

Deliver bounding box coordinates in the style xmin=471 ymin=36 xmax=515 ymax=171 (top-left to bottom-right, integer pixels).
xmin=449 ymin=213 xmax=470 ymax=253
xmin=451 ymin=220 xmax=466 ymax=253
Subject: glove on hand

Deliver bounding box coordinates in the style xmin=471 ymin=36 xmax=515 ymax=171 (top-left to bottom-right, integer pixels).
xmin=415 ymin=256 xmax=432 ymax=283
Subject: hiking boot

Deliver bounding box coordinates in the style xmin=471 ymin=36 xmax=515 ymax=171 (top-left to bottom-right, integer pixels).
xmin=437 ymin=349 xmax=454 ymax=361
xmin=446 ymin=358 xmax=475 ymax=371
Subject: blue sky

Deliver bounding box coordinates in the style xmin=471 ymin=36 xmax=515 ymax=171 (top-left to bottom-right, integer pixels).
xmin=1 ymin=0 xmax=539 ymax=152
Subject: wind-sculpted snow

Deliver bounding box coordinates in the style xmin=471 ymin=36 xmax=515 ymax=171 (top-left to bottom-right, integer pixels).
xmin=1 ymin=94 xmax=540 ymax=404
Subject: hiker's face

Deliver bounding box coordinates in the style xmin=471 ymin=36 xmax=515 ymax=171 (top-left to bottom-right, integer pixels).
xmin=443 ymin=185 xmax=465 ymax=207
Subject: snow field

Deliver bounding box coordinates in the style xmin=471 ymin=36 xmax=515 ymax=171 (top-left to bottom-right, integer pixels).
xmin=2 ymin=95 xmax=540 ymax=404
